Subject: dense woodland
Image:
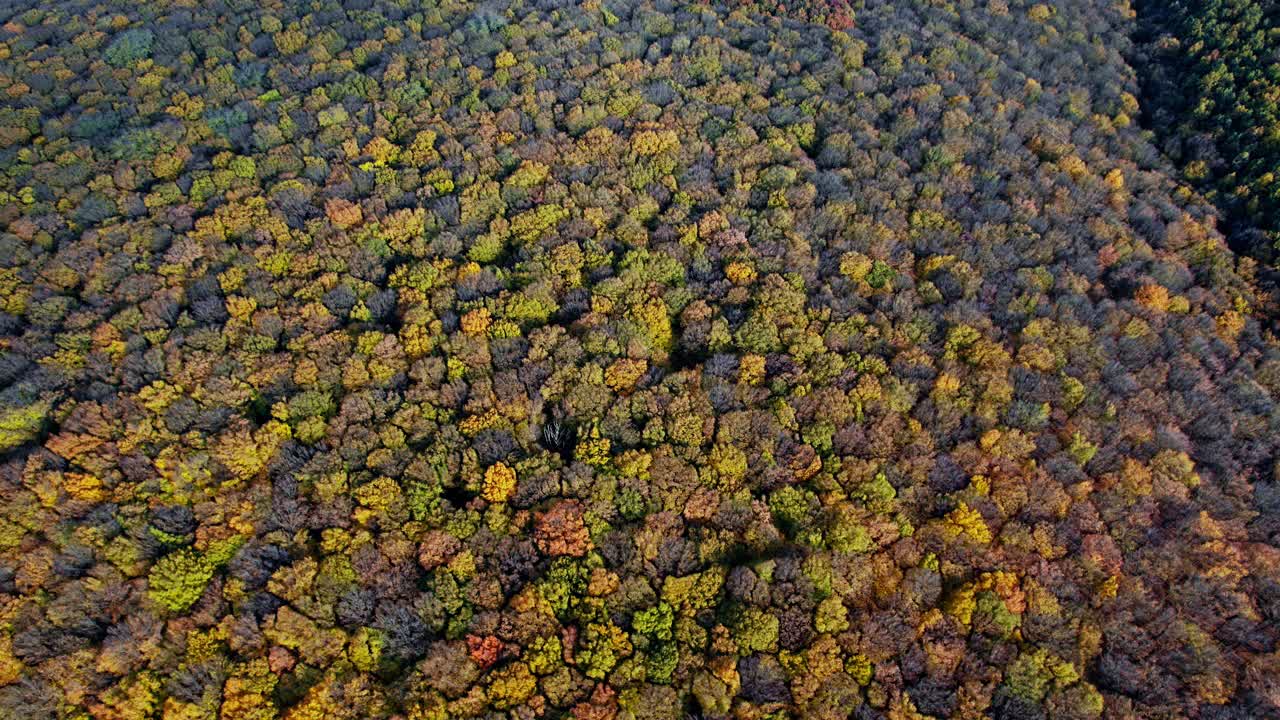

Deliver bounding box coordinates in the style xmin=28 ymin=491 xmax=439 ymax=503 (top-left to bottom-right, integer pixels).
xmin=0 ymin=1 xmax=1277 ymax=719
xmin=1135 ymin=0 xmax=1280 ymax=271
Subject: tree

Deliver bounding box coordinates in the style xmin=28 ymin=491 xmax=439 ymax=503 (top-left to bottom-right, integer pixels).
xmin=147 ymin=550 xmax=214 ymax=613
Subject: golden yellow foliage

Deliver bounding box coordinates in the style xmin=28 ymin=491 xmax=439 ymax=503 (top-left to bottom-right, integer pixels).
xmin=944 ymin=502 xmax=991 ymax=545
xmin=483 ymin=462 xmax=517 ymax=503
xmin=631 ymin=128 xmax=679 ymax=156
xmin=738 ymin=354 xmax=766 ymax=386
xmin=1135 ymin=284 xmax=1170 ymax=312
xmin=604 ymin=358 xmax=647 ymax=393
xmin=461 ymin=307 xmax=492 ymax=336
xmin=725 ymin=261 xmax=757 ymax=285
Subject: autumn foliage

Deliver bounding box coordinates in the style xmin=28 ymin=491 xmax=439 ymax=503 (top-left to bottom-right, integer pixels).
xmin=0 ymin=1 xmax=1276 ymax=719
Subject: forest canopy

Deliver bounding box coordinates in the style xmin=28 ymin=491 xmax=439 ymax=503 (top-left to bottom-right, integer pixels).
xmin=1135 ymin=0 xmax=1280 ymax=271
xmin=0 ymin=1 xmax=1277 ymax=719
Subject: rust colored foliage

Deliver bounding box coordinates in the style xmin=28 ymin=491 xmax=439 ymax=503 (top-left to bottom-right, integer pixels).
xmin=466 ymin=634 xmax=503 ymax=669
xmin=534 ymin=500 xmax=592 ymax=557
